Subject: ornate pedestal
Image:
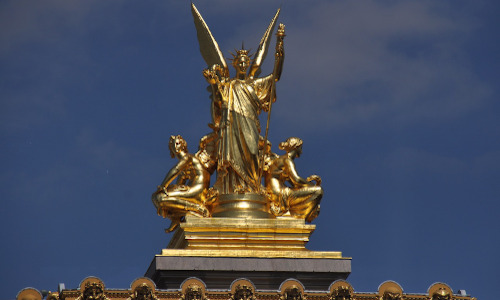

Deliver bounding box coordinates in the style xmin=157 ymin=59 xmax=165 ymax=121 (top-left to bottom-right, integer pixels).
xmin=146 ymin=215 xmax=351 ymax=290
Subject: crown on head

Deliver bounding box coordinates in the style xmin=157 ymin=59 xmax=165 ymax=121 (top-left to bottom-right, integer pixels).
xmin=229 ymin=42 xmax=253 ymax=62
xmin=236 ymin=49 xmax=249 ymax=57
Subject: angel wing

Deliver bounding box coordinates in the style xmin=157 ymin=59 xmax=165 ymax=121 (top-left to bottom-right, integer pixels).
xmin=191 ymin=3 xmax=229 ymax=77
xmin=249 ymin=8 xmax=280 ymax=78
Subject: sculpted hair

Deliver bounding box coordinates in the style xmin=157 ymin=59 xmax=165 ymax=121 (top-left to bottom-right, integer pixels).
xmin=279 ymin=137 xmax=303 ymax=152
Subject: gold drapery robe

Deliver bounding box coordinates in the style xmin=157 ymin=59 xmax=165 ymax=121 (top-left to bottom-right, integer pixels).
xmin=215 ymin=75 xmax=275 ymax=194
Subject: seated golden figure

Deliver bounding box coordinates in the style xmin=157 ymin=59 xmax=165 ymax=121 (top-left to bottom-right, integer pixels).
xmin=152 ymin=135 xmax=213 ymax=232
xmin=264 ymin=137 xmax=323 ymax=222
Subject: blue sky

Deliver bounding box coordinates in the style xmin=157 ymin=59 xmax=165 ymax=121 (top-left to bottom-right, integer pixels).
xmin=1 ymin=1 xmax=499 ymax=299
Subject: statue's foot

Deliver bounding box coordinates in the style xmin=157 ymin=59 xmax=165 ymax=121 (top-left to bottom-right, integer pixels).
xmin=305 ymin=205 xmax=320 ymax=223
xmin=270 ymin=202 xmax=286 ymax=216
xmin=188 ymin=206 xmax=210 ymax=218
xmin=199 ymin=206 xmax=210 ymax=217
xmin=165 ymin=218 xmax=181 ymax=233
xmin=157 ymin=208 xmax=166 ymax=218
xmin=205 ymin=188 xmax=219 ymax=205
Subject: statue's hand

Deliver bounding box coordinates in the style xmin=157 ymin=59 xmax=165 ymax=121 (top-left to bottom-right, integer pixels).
xmin=203 ymin=68 xmax=217 ymax=84
xmin=199 ymin=135 xmax=208 ymax=148
xmin=212 ymin=64 xmax=223 ymax=75
xmin=156 ymin=185 xmax=168 ymax=194
xmin=203 ymin=64 xmax=223 ymax=83
xmin=307 ymin=175 xmax=321 ymax=186
xmin=275 ymin=24 xmax=285 ymax=57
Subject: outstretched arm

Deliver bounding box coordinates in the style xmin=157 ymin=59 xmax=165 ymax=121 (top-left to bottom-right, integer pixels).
xmin=273 ymin=23 xmax=285 ymax=81
xmin=306 ymin=175 xmax=322 ymax=186
xmin=203 ymin=64 xmax=226 ymax=128
xmin=159 ymin=156 xmax=190 ymax=190
xmin=284 ymin=157 xmax=310 ymax=187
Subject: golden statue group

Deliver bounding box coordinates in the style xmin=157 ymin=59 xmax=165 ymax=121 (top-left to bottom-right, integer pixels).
xmin=152 ymin=4 xmax=323 ymax=232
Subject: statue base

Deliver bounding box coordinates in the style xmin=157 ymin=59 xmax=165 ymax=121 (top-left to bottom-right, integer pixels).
xmin=166 ymin=215 xmax=339 ymax=253
xmin=211 ymin=193 xmax=273 ymax=218
xmin=145 ymin=215 xmax=351 ymax=290
xmin=145 ymin=255 xmax=351 ymax=290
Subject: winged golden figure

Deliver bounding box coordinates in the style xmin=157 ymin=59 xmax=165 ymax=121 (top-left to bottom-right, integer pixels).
xmin=191 ymin=3 xmax=285 ymax=195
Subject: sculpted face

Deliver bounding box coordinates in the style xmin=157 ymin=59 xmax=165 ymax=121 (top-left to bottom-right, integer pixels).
xmin=284 ymin=287 xmax=302 ymax=300
xmin=295 ymin=146 xmax=303 ymax=158
xmin=134 ymin=284 xmax=153 ymax=300
xmin=234 ymin=54 xmax=250 ymax=75
xmin=332 ymin=287 xmax=352 ymax=300
xmin=174 ymin=138 xmax=184 ymax=153
xmin=382 ymin=286 xmax=401 ymax=300
xmin=233 ymin=285 xmax=253 ymax=300
xmin=187 ymin=292 xmax=201 ymax=300
xmin=185 ymin=285 xmax=203 ymax=300
xmin=169 ymin=135 xmax=187 ymax=157
xmin=383 ymin=292 xmax=401 ymax=300
xmin=82 ymin=283 xmax=104 ymax=300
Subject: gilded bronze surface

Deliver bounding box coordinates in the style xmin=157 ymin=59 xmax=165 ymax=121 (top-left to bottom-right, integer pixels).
xmin=17 ymin=289 xmax=42 ymax=300
xmin=432 ymin=289 xmax=451 ymax=300
xmin=211 ymin=193 xmax=272 ymax=218
xmin=282 ymin=286 xmax=304 ymax=300
xmin=77 ymin=281 xmax=109 ymax=300
xmin=182 ymin=285 xmax=205 ymax=300
xmin=163 ymin=215 xmax=331 ymax=253
xmin=231 ymin=285 xmax=255 ymax=300
xmin=152 ymin=135 xmax=216 ymax=232
xmin=152 ymin=4 xmax=325 ymax=231
xmin=129 ymin=285 xmax=155 ymax=300
xmin=378 ymin=281 xmax=403 ymax=300
xmin=159 ymin=216 xmax=345 ymax=258
xmin=430 ymin=285 xmax=453 ymax=300
xmin=264 ymin=137 xmax=323 ymax=222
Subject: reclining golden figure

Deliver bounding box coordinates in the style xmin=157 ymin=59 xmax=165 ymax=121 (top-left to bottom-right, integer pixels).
xmin=264 ymin=137 xmax=323 ymax=222
xmin=152 ymin=135 xmax=215 ymax=232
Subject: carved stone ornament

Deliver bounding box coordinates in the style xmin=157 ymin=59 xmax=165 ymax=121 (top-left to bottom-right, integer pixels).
xmin=378 ymin=281 xmax=403 ymax=300
xmin=331 ymin=286 xmax=353 ymax=300
xmin=182 ymin=284 xmax=205 ymax=300
xmin=46 ymin=292 xmax=59 ymax=300
xmin=431 ymin=288 xmax=451 ymax=300
xmin=282 ymin=286 xmax=304 ymax=300
xmin=16 ymin=288 xmax=42 ymax=300
xmin=382 ymin=288 xmax=402 ymax=300
xmin=231 ymin=285 xmax=255 ymax=300
xmin=129 ymin=283 xmax=158 ymax=300
xmin=77 ymin=282 xmax=109 ymax=300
